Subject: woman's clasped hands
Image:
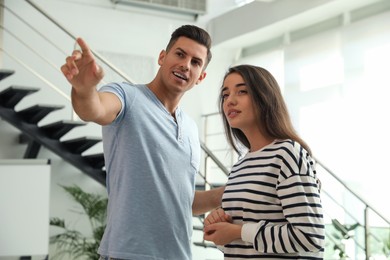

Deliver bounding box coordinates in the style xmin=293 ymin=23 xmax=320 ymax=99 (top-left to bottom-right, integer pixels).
xmin=203 ymin=207 xmax=242 ymax=246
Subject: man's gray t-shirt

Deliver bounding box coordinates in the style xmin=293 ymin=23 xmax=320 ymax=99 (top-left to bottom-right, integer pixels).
xmin=97 ymin=83 xmax=200 ymax=260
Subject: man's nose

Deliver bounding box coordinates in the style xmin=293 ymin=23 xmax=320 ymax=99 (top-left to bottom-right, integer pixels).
xmin=179 ymin=59 xmax=191 ymax=71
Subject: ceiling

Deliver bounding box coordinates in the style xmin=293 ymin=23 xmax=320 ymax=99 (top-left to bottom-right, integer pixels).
xmin=206 ymin=0 xmax=389 ymax=52
xmin=107 ymin=0 xmax=389 ymax=55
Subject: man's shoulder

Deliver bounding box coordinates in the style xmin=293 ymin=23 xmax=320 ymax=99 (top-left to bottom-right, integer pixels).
xmin=99 ymin=82 xmax=147 ymax=96
xmin=101 ymin=82 xmax=144 ymax=90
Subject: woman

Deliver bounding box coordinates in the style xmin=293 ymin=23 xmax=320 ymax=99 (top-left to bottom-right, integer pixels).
xmin=203 ymin=65 xmax=324 ymax=259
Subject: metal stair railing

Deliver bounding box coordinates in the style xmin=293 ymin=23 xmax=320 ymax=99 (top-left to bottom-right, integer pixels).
xmin=0 ymin=0 xmax=135 ymax=117
xmin=315 ymin=159 xmax=390 ymax=259
xmin=23 ymin=0 xmax=136 ymax=84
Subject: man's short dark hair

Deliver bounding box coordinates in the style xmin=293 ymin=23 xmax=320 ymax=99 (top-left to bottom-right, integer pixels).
xmin=166 ymin=24 xmax=212 ymax=69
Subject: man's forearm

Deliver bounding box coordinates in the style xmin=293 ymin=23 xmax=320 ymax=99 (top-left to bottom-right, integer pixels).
xmin=192 ymin=186 xmax=225 ymax=216
xmin=71 ymin=87 xmax=101 ymax=122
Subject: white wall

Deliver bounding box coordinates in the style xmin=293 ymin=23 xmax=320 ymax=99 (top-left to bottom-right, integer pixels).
xmin=0 ymin=160 xmax=50 ymax=257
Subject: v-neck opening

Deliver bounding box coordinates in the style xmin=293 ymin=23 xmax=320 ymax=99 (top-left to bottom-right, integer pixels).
xmin=142 ymin=85 xmax=183 ymax=142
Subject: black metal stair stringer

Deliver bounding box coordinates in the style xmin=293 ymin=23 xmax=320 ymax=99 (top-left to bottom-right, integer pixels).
xmin=0 ymin=106 xmax=106 ymax=185
xmin=0 ymin=70 xmax=106 ymax=185
xmin=24 ymin=139 xmax=42 ymax=158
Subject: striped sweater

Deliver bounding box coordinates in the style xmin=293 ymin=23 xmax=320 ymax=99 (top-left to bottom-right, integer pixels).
xmin=221 ymin=139 xmax=324 ymax=259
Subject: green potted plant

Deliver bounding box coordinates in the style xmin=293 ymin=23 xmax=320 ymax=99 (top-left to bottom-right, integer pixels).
xmin=383 ymin=236 xmax=390 ymax=257
xmin=49 ymin=185 xmax=107 ymax=259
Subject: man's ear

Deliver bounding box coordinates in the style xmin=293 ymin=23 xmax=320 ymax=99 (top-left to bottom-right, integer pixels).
xmin=196 ymin=71 xmax=207 ymax=84
xmin=158 ymin=50 xmax=166 ymax=66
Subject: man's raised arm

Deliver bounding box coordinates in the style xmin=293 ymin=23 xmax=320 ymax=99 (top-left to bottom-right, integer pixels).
xmin=61 ymin=37 xmax=121 ymax=125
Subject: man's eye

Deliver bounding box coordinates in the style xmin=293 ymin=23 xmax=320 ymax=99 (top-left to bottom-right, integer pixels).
xmin=192 ymin=60 xmax=200 ymax=66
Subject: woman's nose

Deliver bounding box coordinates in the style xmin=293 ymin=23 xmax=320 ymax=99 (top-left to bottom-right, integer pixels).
xmin=225 ymin=95 xmax=236 ymax=106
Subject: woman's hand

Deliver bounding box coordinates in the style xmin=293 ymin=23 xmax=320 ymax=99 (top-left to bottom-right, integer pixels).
xmin=204 ymin=222 xmax=242 ymax=245
xmin=204 ymin=207 xmax=232 ymax=227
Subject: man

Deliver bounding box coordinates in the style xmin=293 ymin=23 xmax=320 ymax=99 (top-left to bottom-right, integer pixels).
xmin=61 ymin=25 xmax=225 ymax=260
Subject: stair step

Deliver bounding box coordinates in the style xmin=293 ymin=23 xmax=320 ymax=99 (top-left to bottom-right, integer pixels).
xmin=193 ymin=225 xmax=204 ymax=231
xmin=0 ymin=69 xmax=15 ymax=81
xmin=0 ymin=86 xmax=40 ymax=109
xmin=17 ymin=104 xmax=64 ymax=124
xmin=193 ymin=242 xmax=217 ymax=248
xmin=62 ymin=136 xmax=102 ymax=154
xmin=83 ymin=153 xmax=105 ymax=169
xmin=40 ymin=120 xmax=85 ymax=139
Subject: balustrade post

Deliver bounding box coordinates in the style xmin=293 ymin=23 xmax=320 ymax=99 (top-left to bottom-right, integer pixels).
xmin=364 ymin=206 xmax=370 ymax=260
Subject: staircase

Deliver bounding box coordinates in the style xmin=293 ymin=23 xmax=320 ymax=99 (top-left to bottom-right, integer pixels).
xmin=0 ymin=69 xmax=106 ymax=185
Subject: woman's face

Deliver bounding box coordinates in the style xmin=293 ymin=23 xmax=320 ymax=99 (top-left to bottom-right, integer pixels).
xmin=221 ymin=73 xmax=257 ymax=132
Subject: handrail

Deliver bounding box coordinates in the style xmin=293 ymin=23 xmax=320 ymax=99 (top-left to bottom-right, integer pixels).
xmin=0 ymin=24 xmax=66 ymax=81
xmin=1 ymin=0 xmax=138 ymax=120
xmin=315 ymin=157 xmax=390 ymax=225
xmin=24 ymin=0 xmax=136 ymax=84
xmin=200 ymin=141 xmax=229 ymax=176
xmin=0 ymin=47 xmax=70 ymax=101
xmin=0 ymin=3 xmax=67 ymax=56
xmin=201 ymin=112 xmax=220 ymax=117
